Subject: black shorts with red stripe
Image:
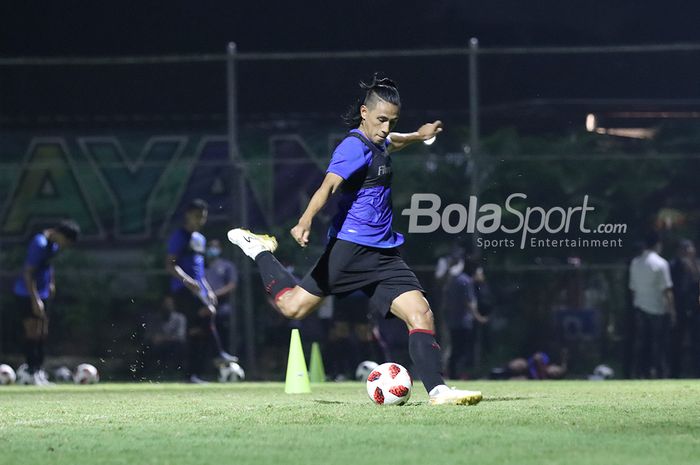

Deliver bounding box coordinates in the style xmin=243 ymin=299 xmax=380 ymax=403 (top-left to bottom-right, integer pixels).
xmin=298 ymin=238 xmax=425 ymax=317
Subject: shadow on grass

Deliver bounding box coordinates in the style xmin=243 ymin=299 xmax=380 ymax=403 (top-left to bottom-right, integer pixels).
xmin=482 ymin=396 xmax=532 ymax=402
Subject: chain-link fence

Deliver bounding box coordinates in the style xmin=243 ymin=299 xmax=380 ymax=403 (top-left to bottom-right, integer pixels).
xmin=2 ymin=42 xmax=699 ymax=379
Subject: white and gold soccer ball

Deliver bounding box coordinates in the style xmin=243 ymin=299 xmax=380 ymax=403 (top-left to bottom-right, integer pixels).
xmin=366 ymin=362 xmax=413 ymax=406
xmin=0 ymin=364 xmax=16 ymax=385
xmin=15 ymin=363 xmax=34 ymax=385
xmin=74 ymin=363 xmax=99 ymax=384
xmin=355 ymin=360 xmax=379 ymax=381
xmin=53 ymin=366 xmax=73 ymax=383
xmin=219 ymin=362 xmax=245 ymax=382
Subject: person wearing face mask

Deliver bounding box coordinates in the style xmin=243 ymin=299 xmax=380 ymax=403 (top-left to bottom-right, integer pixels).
xmin=205 ymin=239 xmax=239 ymax=358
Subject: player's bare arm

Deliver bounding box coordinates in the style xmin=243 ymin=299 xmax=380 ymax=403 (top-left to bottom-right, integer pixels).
xmin=664 ymin=287 xmax=676 ymax=326
xmin=202 ymin=278 xmax=218 ymax=306
xmin=49 ymin=273 xmax=56 ymax=299
xmin=291 ymin=172 xmax=344 ymax=247
xmin=468 ymin=300 xmax=489 ymax=324
xmin=165 ymin=254 xmax=200 ymax=294
xmin=23 ymin=265 xmax=45 ymax=318
xmin=388 ymin=120 xmax=443 ymax=152
xmin=214 ymin=280 xmax=236 ymax=298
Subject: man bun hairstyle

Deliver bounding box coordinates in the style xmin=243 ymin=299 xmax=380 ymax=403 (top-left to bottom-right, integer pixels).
xmin=342 ymin=73 xmax=401 ymax=127
xmin=55 ymin=219 xmax=81 ymax=243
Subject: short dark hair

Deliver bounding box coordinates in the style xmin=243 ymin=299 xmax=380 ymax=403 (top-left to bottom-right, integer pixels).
xmin=644 ymin=230 xmax=660 ymax=249
xmin=55 ymin=219 xmax=81 ymax=243
xmin=342 ymin=73 xmax=401 ymax=127
xmin=677 ymin=238 xmax=694 ymax=252
xmin=186 ymin=198 xmax=208 ymax=213
xmin=464 ymin=256 xmax=480 ymax=277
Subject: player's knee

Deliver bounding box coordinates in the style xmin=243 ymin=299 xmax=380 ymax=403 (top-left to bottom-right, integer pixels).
xmin=278 ymin=305 xmax=300 ymax=319
xmin=278 ymin=301 xmax=308 ymax=320
xmin=407 ymin=305 xmax=434 ymax=330
xmin=276 ymin=289 xmax=315 ymax=320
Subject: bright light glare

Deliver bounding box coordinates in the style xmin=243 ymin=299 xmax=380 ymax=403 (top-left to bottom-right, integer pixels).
xmin=586 ymin=114 xmax=597 ymax=132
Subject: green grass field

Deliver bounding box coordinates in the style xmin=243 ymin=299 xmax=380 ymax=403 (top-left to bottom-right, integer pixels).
xmin=1 ymin=380 xmax=699 ymax=465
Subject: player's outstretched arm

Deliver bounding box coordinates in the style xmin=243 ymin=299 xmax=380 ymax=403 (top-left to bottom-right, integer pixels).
xmin=291 ymin=172 xmax=344 ymax=247
xmin=165 ymin=254 xmax=200 ymax=294
xmin=388 ymin=120 xmax=443 ymax=152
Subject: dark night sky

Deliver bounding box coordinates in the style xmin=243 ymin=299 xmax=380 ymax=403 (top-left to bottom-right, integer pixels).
xmin=2 ymin=1 xmax=700 ymax=56
xmin=2 ymin=1 xmax=700 ymax=131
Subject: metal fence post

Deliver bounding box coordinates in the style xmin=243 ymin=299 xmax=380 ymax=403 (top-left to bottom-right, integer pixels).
xmin=227 ymin=41 xmax=257 ymax=376
xmin=469 ymin=37 xmax=480 ymax=156
xmin=468 ymin=37 xmax=484 ymax=371
xmin=468 ymin=37 xmax=481 ymax=255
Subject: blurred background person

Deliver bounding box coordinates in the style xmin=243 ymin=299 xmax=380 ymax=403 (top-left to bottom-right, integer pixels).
xmin=669 ymin=239 xmax=700 ymax=377
xmin=507 ymin=351 xmax=568 ymax=380
xmin=434 ymin=244 xmax=466 ymax=290
xmin=12 ymin=220 xmax=80 ymax=385
xmin=142 ymin=295 xmax=186 ymax=379
xmin=441 ymin=255 xmax=488 ymax=380
xmin=629 ymin=231 xmax=676 ymax=379
xmin=165 ymin=199 xmax=235 ymax=383
xmin=205 ymin=239 xmax=239 ymax=356
xmin=471 ymin=262 xmax=495 ymax=367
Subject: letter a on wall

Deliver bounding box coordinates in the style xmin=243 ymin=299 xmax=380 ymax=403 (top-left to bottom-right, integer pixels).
xmin=0 ymin=139 xmax=101 ymax=239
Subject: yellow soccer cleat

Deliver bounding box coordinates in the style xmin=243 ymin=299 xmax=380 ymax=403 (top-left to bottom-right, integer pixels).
xmin=429 ymin=386 xmax=483 ymax=406
xmin=227 ymin=228 xmax=278 ymax=259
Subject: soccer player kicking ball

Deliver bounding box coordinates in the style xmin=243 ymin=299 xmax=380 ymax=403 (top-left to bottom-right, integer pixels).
xmin=229 ymin=75 xmax=481 ymax=405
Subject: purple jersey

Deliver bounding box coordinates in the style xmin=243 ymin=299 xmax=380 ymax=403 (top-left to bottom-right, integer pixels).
xmin=14 ymin=233 xmax=58 ymax=299
xmin=327 ymin=129 xmax=404 ymax=248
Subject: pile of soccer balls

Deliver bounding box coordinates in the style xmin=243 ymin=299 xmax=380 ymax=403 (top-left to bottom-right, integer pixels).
xmin=0 ymin=363 xmax=100 ymax=385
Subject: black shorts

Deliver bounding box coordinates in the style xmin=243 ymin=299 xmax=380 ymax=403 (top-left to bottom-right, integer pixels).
xmin=13 ymin=295 xmax=47 ymax=320
xmin=172 ymin=287 xmax=206 ymax=325
xmin=299 ymin=239 xmax=424 ymax=317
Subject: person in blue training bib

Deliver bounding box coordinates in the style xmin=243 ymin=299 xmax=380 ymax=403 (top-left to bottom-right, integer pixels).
xmin=228 ymin=75 xmax=481 ymax=405
xmin=165 ymin=199 xmax=236 ymax=383
xmin=13 ymin=219 xmax=81 ymax=385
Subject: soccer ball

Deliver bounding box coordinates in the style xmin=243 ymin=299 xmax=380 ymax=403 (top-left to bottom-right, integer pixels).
xmin=0 ymin=364 xmax=16 ymax=385
xmin=219 ymin=362 xmax=245 ymax=382
xmin=74 ymin=363 xmax=100 ymax=384
xmin=355 ymin=360 xmax=379 ymax=381
xmin=593 ymin=364 xmax=614 ymax=379
xmin=53 ymin=366 xmax=73 ymax=383
xmin=366 ymin=362 xmax=413 ymax=406
xmin=15 ymin=363 xmax=35 ymax=385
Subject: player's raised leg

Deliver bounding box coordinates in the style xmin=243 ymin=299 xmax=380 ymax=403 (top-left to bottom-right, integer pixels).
xmin=390 ymin=290 xmax=482 ymax=405
xmin=227 ymin=228 xmax=324 ymax=319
